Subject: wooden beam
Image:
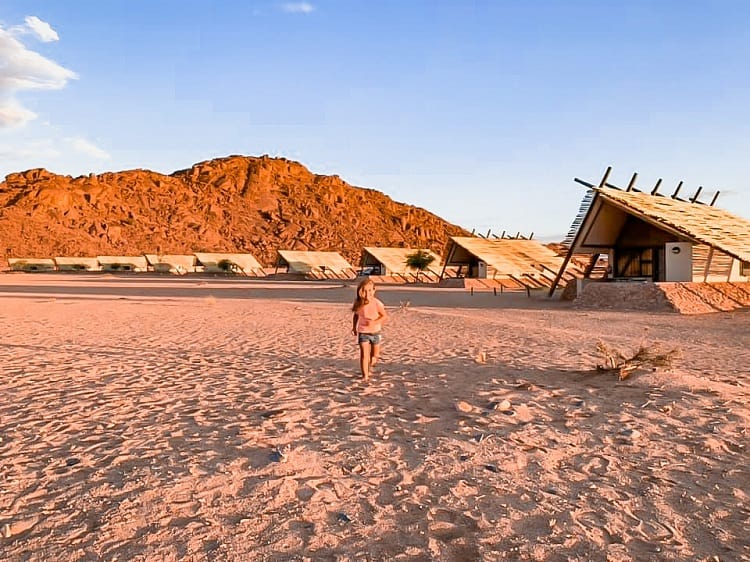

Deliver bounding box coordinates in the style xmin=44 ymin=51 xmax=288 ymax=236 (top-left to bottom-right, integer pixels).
xmin=584 ymin=253 xmax=601 ymax=278
xmin=703 ymin=247 xmax=714 ymax=282
xmin=690 ymin=186 xmax=703 ymax=203
xmin=710 ymin=191 xmax=721 ymax=206
xmin=440 ymin=240 xmax=457 ymax=281
xmin=626 ymin=172 xmax=638 ymax=192
xmin=574 ymin=178 xmax=595 ymax=188
xmin=650 ymin=178 xmax=663 ymax=195
xmin=671 ymin=181 xmax=683 ymax=199
xmin=598 ymin=166 xmax=612 ymax=187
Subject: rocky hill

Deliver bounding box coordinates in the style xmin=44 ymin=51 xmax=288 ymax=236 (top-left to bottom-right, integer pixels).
xmin=0 ymin=155 xmax=470 ymax=267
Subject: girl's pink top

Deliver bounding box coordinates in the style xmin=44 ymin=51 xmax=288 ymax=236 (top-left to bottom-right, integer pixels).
xmin=356 ymin=297 xmax=386 ymax=333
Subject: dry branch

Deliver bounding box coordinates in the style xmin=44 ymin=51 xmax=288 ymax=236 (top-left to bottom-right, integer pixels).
xmin=595 ymin=340 xmax=681 ymax=380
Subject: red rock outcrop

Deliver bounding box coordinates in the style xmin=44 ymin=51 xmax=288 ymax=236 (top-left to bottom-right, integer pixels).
xmin=0 ymin=155 xmax=469 ymax=266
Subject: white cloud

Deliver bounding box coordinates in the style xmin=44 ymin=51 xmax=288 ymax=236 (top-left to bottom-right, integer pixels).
xmin=280 ymin=2 xmax=314 ymax=14
xmin=0 ymin=139 xmax=60 ymax=160
xmin=0 ymin=98 xmax=37 ymax=127
xmin=24 ymin=16 xmax=59 ymax=42
xmin=0 ymin=17 xmax=77 ymax=128
xmin=68 ymin=137 xmax=111 ymax=160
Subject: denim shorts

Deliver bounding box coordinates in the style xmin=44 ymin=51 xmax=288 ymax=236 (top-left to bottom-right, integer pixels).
xmin=358 ymin=332 xmax=382 ymax=345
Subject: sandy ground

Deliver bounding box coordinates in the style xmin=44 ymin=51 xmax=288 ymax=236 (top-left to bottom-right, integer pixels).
xmin=0 ymin=274 xmax=748 ymax=562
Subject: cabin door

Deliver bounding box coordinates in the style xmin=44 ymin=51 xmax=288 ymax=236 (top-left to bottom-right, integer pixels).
xmin=614 ymin=247 xmax=664 ymax=281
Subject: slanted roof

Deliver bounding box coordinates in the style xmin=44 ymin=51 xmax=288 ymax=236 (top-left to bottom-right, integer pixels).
xmin=579 ymin=187 xmax=750 ymax=263
xmin=97 ymin=255 xmax=149 ymax=269
xmin=361 ymin=247 xmax=442 ymax=274
xmin=443 ymin=237 xmax=568 ymax=277
xmin=145 ymin=254 xmax=197 ymax=269
xmin=143 ymin=254 xmax=196 ymax=274
xmin=54 ymin=257 xmax=101 ymax=270
xmin=194 ymin=253 xmax=264 ymax=273
xmin=8 ymin=258 xmax=56 ymax=270
xmin=276 ymin=250 xmax=352 ymax=273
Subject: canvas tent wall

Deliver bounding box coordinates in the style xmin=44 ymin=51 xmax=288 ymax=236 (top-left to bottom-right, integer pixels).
xmin=8 ymin=258 xmax=56 ymax=272
xmin=54 ymin=257 xmax=101 ymax=271
xmin=194 ymin=253 xmax=265 ymax=276
xmin=551 ymin=182 xmax=750 ymax=293
xmin=360 ymin=247 xmax=443 ymax=281
xmin=275 ymin=250 xmax=355 ymax=279
xmin=441 ymin=237 xmax=577 ymax=289
xmin=144 ymin=254 xmax=197 ymax=274
xmin=97 ymin=256 xmax=148 ymax=272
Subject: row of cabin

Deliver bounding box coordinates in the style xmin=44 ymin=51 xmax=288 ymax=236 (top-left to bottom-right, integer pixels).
xmin=6 ymin=186 xmax=750 ymax=288
xmin=5 ymin=242 xmax=574 ymax=288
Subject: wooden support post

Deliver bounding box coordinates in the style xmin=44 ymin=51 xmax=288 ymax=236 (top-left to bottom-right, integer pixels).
xmin=690 ymin=186 xmax=703 ymax=203
xmin=493 ymin=287 xmax=497 ymax=296
xmin=470 ymin=286 xmax=474 ymax=296
xmin=651 ymin=178 xmax=662 ymax=195
xmin=526 ymin=286 xmax=531 ymax=298
xmin=500 ymin=230 xmax=506 ymax=239
xmin=710 ymin=191 xmax=720 ymax=206
xmin=703 ymin=247 xmax=714 ymax=282
xmin=486 ymin=229 xmax=492 ymax=238
xmin=529 ymin=232 xmax=534 ymax=239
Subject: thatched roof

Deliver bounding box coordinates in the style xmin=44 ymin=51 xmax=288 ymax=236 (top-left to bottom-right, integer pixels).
xmin=588 ymin=187 xmax=750 ymax=262
xmin=276 ymin=250 xmax=353 ymax=273
xmin=8 ymin=258 xmax=56 ymax=271
xmin=361 ymin=247 xmax=442 ymax=274
xmin=144 ymin=254 xmax=197 ymax=271
xmin=54 ymin=257 xmax=101 ymax=270
xmin=97 ymin=256 xmax=149 ymax=269
xmin=443 ymin=237 xmax=568 ymax=277
xmin=194 ymin=253 xmax=265 ymax=274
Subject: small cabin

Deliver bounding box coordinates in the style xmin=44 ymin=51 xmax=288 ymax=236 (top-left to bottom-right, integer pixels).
xmin=194 ymin=253 xmax=266 ymax=276
xmin=8 ymin=258 xmax=56 ymax=272
xmin=275 ymin=250 xmax=355 ymax=279
xmin=97 ymin=256 xmax=149 ymax=272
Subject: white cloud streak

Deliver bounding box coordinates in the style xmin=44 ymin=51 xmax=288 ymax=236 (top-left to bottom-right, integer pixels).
xmin=68 ymin=137 xmax=111 ymax=160
xmin=0 ymin=16 xmax=77 ymax=128
xmin=280 ymin=2 xmax=314 ymax=14
xmin=25 ymin=16 xmax=59 ymax=42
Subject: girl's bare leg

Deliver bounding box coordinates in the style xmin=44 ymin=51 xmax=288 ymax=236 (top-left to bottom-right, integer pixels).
xmin=370 ymin=343 xmax=381 ymax=370
xmin=359 ymin=342 xmax=372 ymax=381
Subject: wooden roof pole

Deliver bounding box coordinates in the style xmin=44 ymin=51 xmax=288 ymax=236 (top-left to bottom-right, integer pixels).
xmin=548 ymin=166 xmax=611 ymax=297
xmin=671 ymin=181 xmax=684 ymax=199
xmin=690 ymin=186 xmax=704 ymax=203
xmin=710 ymin=191 xmax=721 ymax=206
xmin=440 ymin=240 xmax=457 ymax=281
xmin=651 ymin=178 xmax=663 ymax=195
xmin=626 ymin=172 xmax=638 ymax=192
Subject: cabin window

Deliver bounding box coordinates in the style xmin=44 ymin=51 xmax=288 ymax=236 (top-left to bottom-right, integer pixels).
xmin=741 ymin=260 xmax=750 ymax=276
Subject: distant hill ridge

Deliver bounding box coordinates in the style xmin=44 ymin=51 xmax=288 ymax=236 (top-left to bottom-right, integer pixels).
xmin=0 ymin=155 xmax=469 ymax=266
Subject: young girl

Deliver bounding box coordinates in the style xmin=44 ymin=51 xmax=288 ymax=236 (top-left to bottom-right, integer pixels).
xmin=351 ymin=278 xmax=388 ymax=382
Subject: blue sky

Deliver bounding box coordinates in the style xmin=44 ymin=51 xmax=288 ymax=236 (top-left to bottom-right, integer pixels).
xmin=1 ymin=1 xmax=749 ymax=240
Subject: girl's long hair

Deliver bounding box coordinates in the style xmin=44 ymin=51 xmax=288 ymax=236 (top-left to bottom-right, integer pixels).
xmin=352 ymin=278 xmax=374 ymax=311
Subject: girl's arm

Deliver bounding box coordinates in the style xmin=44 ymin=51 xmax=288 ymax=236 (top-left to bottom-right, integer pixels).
xmin=352 ymin=312 xmax=359 ymax=335
xmin=376 ymin=299 xmax=388 ymax=323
